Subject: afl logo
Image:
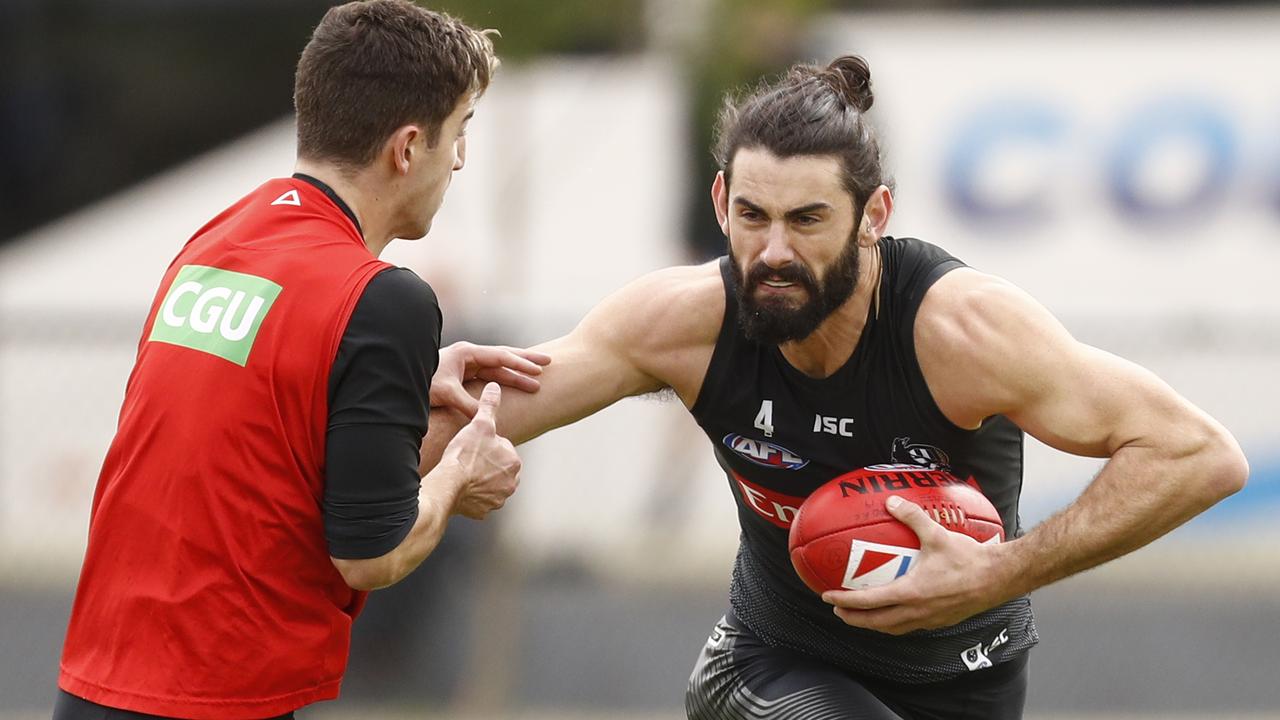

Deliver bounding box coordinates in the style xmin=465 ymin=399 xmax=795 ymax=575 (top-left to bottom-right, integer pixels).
xmin=723 ymin=433 xmax=809 ymax=470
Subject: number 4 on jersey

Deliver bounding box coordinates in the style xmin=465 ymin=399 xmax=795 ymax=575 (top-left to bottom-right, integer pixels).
xmin=754 ymin=400 xmax=775 ymax=438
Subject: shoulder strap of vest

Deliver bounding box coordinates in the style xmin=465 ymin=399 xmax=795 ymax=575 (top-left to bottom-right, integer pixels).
xmin=690 ymin=256 xmax=744 ymax=418
xmin=881 ymin=236 xmax=970 ymax=433
xmin=882 ymin=236 xmax=966 ymax=336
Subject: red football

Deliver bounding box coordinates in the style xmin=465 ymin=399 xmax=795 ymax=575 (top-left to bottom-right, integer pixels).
xmin=788 ymin=464 xmax=1004 ymax=595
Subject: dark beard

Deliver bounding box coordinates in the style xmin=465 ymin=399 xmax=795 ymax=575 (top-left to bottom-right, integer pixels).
xmin=728 ymin=229 xmax=862 ymax=345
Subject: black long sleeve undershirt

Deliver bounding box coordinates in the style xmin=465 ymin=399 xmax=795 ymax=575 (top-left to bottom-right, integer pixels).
xmin=324 ymin=266 xmax=440 ymax=560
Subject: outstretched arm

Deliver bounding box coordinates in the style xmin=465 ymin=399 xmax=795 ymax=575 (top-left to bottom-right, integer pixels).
xmin=826 ymin=268 xmax=1248 ymax=633
xmin=420 ymin=263 xmax=723 ymax=474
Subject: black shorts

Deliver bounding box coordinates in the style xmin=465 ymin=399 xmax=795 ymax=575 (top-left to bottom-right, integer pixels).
xmin=52 ymin=690 xmax=295 ymax=720
xmin=686 ymin=612 xmax=1028 ymax=720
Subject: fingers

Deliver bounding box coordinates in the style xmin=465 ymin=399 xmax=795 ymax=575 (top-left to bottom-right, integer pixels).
xmin=823 ymin=589 xmax=920 ymax=634
xmin=476 ymin=344 xmax=551 ymax=368
xmin=481 ymin=348 xmax=547 ymax=376
xmin=472 ymin=382 xmax=501 ymax=428
xmin=437 ymin=344 xmax=550 ymax=404
xmin=822 ymin=588 xmax=898 ymax=610
xmin=475 ymin=366 xmax=542 ymax=393
xmin=832 ymin=605 xmax=916 ymax=635
xmin=514 ymin=348 xmax=552 ymax=367
xmin=466 ymin=345 xmax=551 ymax=375
xmin=885 ymin=496 xmax=943 ymax=545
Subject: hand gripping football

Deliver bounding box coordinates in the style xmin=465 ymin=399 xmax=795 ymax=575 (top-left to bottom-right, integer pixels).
xmin=788 ymin=464 xmax=1004 ymax=594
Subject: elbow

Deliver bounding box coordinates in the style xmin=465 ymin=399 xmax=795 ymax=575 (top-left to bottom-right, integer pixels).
xmin=1198 ymin=424 xmax=1249 ymax=503
xmin=1216 ymin=443 xmax=1249 ymax=499
xmin=332 ymin=556 xmax=401 ymax=592
xmin=340 ymin=569 xmax=388 ymax=593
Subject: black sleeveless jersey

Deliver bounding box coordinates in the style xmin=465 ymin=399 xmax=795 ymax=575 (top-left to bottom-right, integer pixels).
xmin=689 ymin=236 xmax=1038 ymax=684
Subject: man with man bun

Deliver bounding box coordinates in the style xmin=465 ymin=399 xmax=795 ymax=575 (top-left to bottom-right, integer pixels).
xmin=53 ymin=3 xmax=546 ymax=718
xmin=423 ymin=55 xmax=1247 ymax=718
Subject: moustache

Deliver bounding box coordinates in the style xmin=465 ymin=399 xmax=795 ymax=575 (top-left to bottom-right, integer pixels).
xmin=745 ymin=262 xmax=818 ymax=292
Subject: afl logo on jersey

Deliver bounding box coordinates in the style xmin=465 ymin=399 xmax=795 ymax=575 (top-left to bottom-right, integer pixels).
xmin=723 ymin=434 xmax=809 ymax=470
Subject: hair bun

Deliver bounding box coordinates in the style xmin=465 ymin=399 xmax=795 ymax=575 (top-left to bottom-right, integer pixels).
xmin=825 ymin=55 xmax=874 ymax=113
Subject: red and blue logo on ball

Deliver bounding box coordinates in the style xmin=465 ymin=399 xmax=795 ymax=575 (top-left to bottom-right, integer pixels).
xmin=842 ymin=540 xmax=918 ymax=590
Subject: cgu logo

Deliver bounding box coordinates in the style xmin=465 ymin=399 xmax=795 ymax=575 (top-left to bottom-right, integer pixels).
xmin=723 ymin=433 xmax=808 ymax=470
xmin=161 ymin=282 xmax=268 ymax=341
xmin=149 ymin=265 xmax=283 ymax=367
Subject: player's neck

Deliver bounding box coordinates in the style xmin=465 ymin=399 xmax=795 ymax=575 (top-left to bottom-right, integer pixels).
xmin=292 ymin=160 xmax=397 ymax=257
xmin=776 ymin=243 xmax=882 ymax=379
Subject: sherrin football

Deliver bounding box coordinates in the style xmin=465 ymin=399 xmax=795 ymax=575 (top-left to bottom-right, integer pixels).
xmin=788 ymin=464 xmax=1004 ymax=594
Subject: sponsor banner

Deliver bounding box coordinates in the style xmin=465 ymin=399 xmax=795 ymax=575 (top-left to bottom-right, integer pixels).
xmin=814 ymin=10 xmax=1280 ymax=528
xmin=149 ymin=265 xmax=281 ymax=366
xmin=730 ymin=471 xmax=806 ymax=529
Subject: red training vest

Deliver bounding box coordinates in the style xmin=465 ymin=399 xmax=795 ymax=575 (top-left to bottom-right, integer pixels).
xmin=60 ymin=178 xmax=392 ymax=718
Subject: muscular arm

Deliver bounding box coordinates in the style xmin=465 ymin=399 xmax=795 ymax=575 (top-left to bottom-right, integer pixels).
xmin=828 ymin=268 xmax=1248 ymax=631
xmin=925 ymin=270 xmax=1246 ymax=593
xmin=420 ymin=263 xmax=724 ymax=474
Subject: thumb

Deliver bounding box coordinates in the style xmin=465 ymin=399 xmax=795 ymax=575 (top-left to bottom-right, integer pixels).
xmin=472 ymin=382 xmax=502 ymax=425
xmin=886 ymin=495 xmax=937 ymax=542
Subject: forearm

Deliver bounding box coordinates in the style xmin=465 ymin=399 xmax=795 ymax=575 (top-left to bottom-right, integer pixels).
xmin=419 ymin=345 xmax=608 ymax=479
xmin=997 ymin=424 xmax=1247 ymax=599
xmin=417 ymin=377 xmax=540 ymax=478
xmin=419 ymin=405 xmax=470 ymax=477
xmin=333 ymin=462 xmax=465 ymax=590
xmin=433 ymin=342 xmax=654 ymax=454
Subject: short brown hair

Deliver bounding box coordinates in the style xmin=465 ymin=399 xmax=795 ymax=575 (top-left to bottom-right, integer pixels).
xmin=294 ymin=0 xmax=498 ymax=169
xmin=714 ymin=55 xmax=891 ymax=216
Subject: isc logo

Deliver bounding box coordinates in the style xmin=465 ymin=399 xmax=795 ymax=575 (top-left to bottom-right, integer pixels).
xmin=813 ymin=414 xmax=854 ymax=437
xmin=722 ymin=433 xmax=808 ymax=470
xmin=149 ymin=264 xmax=283 ymax=366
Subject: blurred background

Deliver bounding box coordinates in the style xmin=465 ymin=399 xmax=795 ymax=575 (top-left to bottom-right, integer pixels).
xmin=1 ymin=0 xmax=1278 ymax=718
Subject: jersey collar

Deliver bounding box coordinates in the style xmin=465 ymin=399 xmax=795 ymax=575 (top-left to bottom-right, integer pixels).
xmin=292 ymin=173 xmax=363 ymax=238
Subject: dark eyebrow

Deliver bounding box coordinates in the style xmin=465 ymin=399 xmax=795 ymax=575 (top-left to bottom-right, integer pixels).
xmin=732 ymin=197 xmax=768 ymax=216
xmin=732 ymin=197 xmax=831 ymax=220
xmin=784 ymin=202 xmax=832 ymax=219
